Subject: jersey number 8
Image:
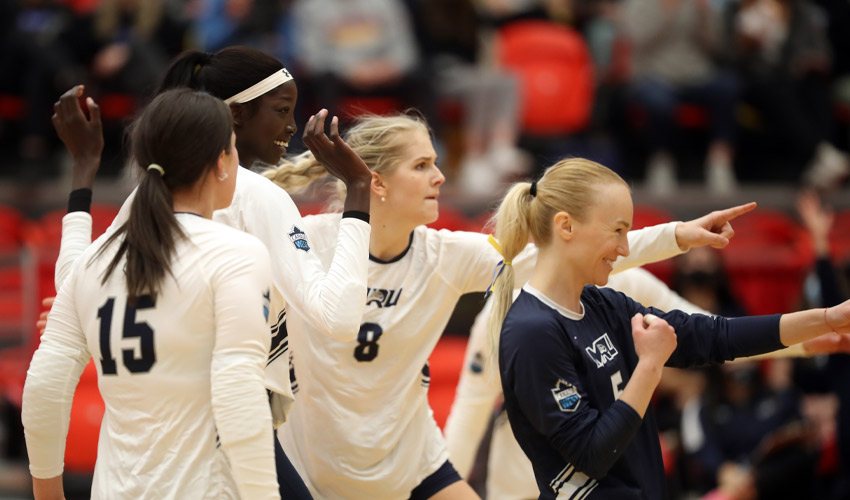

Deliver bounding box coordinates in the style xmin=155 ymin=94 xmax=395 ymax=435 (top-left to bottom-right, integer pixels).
xmin=354 ymin=323 xmax=383 ymax=362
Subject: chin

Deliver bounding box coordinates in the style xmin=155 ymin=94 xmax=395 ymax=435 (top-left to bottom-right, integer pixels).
xmin=423 ymin=209 xmax=439 ymax=225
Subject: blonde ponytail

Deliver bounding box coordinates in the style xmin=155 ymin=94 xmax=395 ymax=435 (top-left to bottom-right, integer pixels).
xmin=487 ymin=181 xmax=535 ymax=360
xmin=263 ymin=150 xmax=335 ymax=193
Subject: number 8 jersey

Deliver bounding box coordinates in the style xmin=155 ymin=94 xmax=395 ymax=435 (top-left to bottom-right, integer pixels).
xmin=278 ymin=214 xmax=685 ymax=500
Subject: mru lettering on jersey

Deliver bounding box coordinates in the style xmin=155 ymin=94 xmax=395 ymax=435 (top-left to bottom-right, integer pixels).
xmin=365 ymin=287 xmax=402 ymax=308
xmin=585 ymin=333 xmax=619 ymax=369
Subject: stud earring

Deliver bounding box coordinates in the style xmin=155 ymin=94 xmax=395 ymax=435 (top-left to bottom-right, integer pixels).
xmin=217 ymin=171 xmax=229 ymax=181
xmin=381 ymin=196 xmax=386 ymax=203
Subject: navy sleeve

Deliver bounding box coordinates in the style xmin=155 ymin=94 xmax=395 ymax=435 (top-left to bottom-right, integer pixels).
xmin=598 ymin=288 xmax=785 ymax=367
xmin=503 ymin=316 xmax=644 ymax=479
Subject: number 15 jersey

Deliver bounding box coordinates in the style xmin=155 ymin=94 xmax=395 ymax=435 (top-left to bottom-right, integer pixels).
xmin=23 ymin=214 xmax=279 ymax=499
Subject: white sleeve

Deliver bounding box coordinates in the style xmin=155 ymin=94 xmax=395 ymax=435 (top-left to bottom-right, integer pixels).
xmin=210 ymin=237 xmax=279 ymax=499
xmin=443 ymin=221 xmax=681 ymax=293
xmin=54 ymin=212 xmax=92 ymax=291
xmin=238 ymin=179 xmax=369 ymax=342
xmin=444 ymin=296 xmax=504 ymax=477
xmin=22 ymin=268 xmax=89 ymax=479
xmin=55 ymin=191 xmax=134 ymax=291
xmin=605 ymin=267 xmax=710 ymax=314
xmin=613 ymin=222 xmax=685 ymax=274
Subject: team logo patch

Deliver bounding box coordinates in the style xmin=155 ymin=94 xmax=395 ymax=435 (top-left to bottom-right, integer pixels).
xmin=585 ymin=333 xmax=619 ymax=368
xmin=289 ymin=226 xmax=310 ymax=252
xmin=551 ymin=379 xmax=581 ymax=412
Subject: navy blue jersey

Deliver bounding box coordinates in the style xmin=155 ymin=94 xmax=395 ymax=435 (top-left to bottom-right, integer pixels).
xmin=499 ymin=285 xmax=783 ymax=499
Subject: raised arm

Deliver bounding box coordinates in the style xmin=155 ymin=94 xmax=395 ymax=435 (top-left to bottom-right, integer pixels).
xmin=51 ymin=85 xmax=104 ymax=291
xmin=613 ymin=202 xmax=757 ymax=274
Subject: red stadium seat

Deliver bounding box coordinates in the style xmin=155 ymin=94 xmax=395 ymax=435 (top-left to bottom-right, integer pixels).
xmin=23 ymin=204 xmax=120 ymax=298
xmin=338 ymin=97 xmax=403 ymax=121
xmin=427 ymin=336 xmax=468 ymax=429
xmin=0 ymin=205 xmax=26 ymax=347
xmin=496 ymin=21 xmax=595 ymax=136
xmin=720 ymin=211 xmax=813 ymax=315
xmin=1 ymin=205 xmax=120 ymax=476
xmin=64 ymin=361 xmax=103 ymax=474
xmin=830 ymin=209 xmax=850 ymax=264
xmin=428 ymin=206 xmax=475 ymax=232
xmin=0 ymin=205 xmax=24 ymax=253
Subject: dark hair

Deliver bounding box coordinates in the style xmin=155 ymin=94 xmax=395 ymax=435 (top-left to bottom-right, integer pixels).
xmin=96 ymin=88 xmax=233 ymax=302
xmin=156 ymin=46 xmax=284 ymax=118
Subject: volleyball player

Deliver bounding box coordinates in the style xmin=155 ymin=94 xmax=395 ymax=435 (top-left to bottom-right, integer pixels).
xmin=24 ymin=89 xmax=280 ymax=499
xmin=489 ymin=158 xmax=850 ymax=499
xmin=446 ymin=266 xmax=850 ymax=499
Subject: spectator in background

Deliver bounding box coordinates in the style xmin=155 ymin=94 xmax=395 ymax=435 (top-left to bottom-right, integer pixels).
xmin=794 ymin=191 xmax=850 ymax=499
xmin=0 ymin=0 xmax=83 ymax=175
xmin=80 ymin=0 xmax=188 ymax=98
xmin=57 ymin=0 xmax=190 ymax=175
xmin=623 ymin=0 xmax=740 ymax=196
xmin=194 ymin=0 xmax=297 ymax=69
xmin=683 ymin=360 xmax=811 ymax=500
xmin=411 ymin=0 xmax=530 ymax=198
xmin=731 ymin=0 xmax=849 ymax=189
xmin=672 ymin=246 xmax=747 ymax=318
xmin=291 ymin=0 xmax=434 ymax=128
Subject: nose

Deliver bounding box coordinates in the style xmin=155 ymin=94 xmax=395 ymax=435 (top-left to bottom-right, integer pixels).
xmin=618 ymin=237 xmax=630 ymax=258
xmin=433 ymin=166 xmax=446 ymax=186
xmin=287 ymin=120 xmax=297 ymax=137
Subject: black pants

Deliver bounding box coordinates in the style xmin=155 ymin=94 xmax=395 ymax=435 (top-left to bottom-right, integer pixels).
xmin=274 ymin=431 xmax=313 ymax=499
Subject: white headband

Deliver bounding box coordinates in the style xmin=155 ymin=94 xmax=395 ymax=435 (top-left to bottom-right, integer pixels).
xmin=224 ymin=68 xmax=293 ymax=104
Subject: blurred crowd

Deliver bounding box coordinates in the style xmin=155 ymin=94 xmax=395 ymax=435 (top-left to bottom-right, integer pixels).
xmin=650 ymin=192 xmax=850 ymax=500
xmin=0 ymin=0 xmax=849 ymax=197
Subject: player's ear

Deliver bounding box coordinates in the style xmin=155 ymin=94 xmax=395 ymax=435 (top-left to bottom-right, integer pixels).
xmin=371 ymin=171 xmax=386 ymax=199
xmin=230 ymin=103 xmax=244 ymax=128
xmin=554 ymin=212 xmax=574 ymax=242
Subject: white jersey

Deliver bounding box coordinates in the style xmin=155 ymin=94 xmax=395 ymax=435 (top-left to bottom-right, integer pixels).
xmin=54 ymin=167 xmax=370 ymax=424
xmin=23 ymin=214 xmax=278 ymax=499
xmin=442 ymin=268 xmax=710 ymax=500
xmin=279 ymin=215 xmax=684 ymax=500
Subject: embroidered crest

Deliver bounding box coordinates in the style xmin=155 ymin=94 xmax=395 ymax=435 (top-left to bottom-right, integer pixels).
xmin=289 ymin=226 xmax=310 ymax=252
xmin=551 ymin=379 xmax=581 ymax=412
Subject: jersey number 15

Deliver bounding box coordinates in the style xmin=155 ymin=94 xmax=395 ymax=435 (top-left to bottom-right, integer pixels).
xmin=97 ymin=296 xmax=157 ymax=375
